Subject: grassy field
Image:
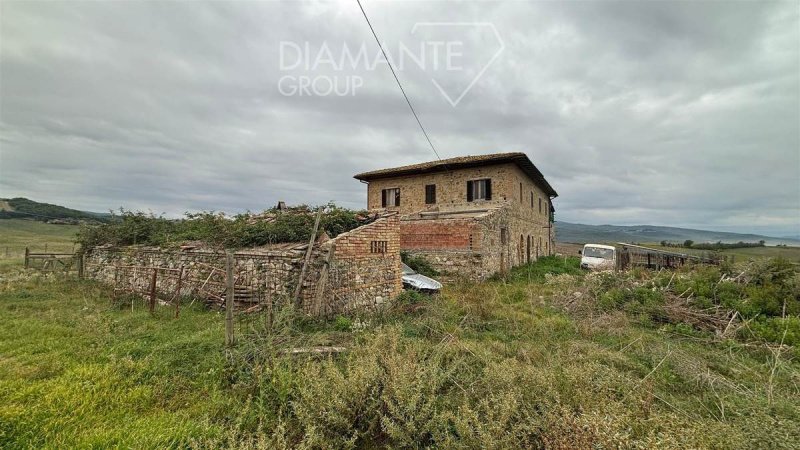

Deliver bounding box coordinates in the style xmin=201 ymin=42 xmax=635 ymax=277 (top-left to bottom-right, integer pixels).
xmin=0 ymin=219 xmax=81 ymax=272
xmin=0 ymin=219 xmax=80 ymax=255
xmin=0 ymin=258 xmax=797 ymax=448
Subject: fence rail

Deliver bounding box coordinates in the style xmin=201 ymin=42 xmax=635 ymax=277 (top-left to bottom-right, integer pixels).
xmin=23 ymin=247 xmax=84 ymax=276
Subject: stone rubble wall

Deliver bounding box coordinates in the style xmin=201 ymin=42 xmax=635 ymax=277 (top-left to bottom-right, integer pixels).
xmin=84 ymin=214 xmax=402 ymax=316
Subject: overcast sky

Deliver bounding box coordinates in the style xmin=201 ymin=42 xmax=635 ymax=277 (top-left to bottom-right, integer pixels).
xmin=1 ymin=1 xmax=798 ymax=236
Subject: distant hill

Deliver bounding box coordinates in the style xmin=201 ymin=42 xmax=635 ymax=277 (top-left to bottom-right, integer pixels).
xmin=556 ymin=222 xmax=800 ymax=247
xmin=0 ymin=197 xmax=111 ymax=224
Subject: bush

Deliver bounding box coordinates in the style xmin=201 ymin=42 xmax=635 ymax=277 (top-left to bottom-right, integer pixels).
xmin=745 ymin=316 xmax=800 ymax=346
xmin=333 ymin=316 xmax=353 ymax=332
xmin=400 ymin=252 xmax=439 ymax=277
xmin=507 ymin=256 xmax=583 ymax=283
xmin=76 ymin=204 xmax=366 ymax=250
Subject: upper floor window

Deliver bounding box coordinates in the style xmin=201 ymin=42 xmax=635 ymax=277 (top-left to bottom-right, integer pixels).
xmin=519 ymin=183 xmax=523 ymax=203
xmin=425 ymin=184 xmax=436 ymax=204
xmin=530 ymin=192 xmax=534 ymax=208
xmin=538 ymin=197 xmax=542 ymax=214
xmin=467 ymin=179 xmax=491 ymax=201
xmin=381 ymin=188 xmax=400 ymax=207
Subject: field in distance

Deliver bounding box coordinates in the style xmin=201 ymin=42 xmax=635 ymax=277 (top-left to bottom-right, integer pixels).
xmin=642 ymin=242 xmax=800 ymax=264
xmin=556 ymin=241 xmax=800 ymax=263
xmin=0 ymin=219 xmax=80 ymax=270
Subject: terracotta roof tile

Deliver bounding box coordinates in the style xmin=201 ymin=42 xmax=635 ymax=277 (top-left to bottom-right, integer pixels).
xmin=353 ymin=152 xmax=557 ymax=197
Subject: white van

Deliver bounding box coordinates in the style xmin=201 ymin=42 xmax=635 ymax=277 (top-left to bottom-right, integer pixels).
xmin=579 ymin=244 xmax=616 ymax=270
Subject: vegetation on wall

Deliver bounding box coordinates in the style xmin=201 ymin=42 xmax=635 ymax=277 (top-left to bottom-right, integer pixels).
xmin=76 ymin=203 xmax=366 ymax=249
xmin=400 ymin=251 xmax=439 ymax=277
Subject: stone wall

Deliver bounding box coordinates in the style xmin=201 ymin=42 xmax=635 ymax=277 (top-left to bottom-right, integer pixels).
xmin=400 ymin=201 xmax=554 ymax=281
xmin=363 ymin=161 xmax=555 ymax=280
xmin=320 ymin=213 xmax=402 ymax=312
xmin=85 ymin=214 xmax=402 ymax=316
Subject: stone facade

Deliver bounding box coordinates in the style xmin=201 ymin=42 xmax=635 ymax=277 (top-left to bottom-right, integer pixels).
xmin=357 ymin=156 xmax=556 ymax=280
xmin=85 ymin=214 xmax=402 ymax=315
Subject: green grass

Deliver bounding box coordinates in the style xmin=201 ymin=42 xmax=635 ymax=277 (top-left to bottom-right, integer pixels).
xmin=0 ymin=219 xmax=80 ymax=272
xmin=0 ymin=258 xmax=797 ymax=448
xmin=0 ymin=219 xmax=80 ymax=254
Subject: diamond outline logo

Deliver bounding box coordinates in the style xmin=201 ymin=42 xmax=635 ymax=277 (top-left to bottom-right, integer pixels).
xmin=411 ymin=22 xmax=505 ymax=107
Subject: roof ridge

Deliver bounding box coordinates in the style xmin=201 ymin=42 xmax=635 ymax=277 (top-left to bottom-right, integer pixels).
xmin=353 ymin=152 xmax=557 ymax=197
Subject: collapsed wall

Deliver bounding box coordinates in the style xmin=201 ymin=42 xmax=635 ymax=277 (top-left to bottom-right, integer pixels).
xmin=400 ymin=202 xmax=549 ymax=281
xmin=85 ymin=214 xmax=402 ymax=316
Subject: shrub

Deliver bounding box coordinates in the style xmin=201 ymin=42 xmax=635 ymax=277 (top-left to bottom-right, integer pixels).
xmin=334 ymin=316 xmax=353 ymax=332
xmin=76 ymin=204 xmax=366 ymax=250
xmin=400 ymin=252 xmax=439 ymax=277
xmin=745 ymin=316 xmax=800 ymax=346
xmin=508 ymin=256 xmax=582 ymax=283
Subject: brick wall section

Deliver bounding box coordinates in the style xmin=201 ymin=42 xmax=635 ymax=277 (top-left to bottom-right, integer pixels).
xmin=85 ymin=214 xmax=403 ymax=316
xmin=322 ymin=213 xmax=403 ymax=312
xmin=399 ymin=219 xmax=478 ymax=250
xmin=400 ymin=200 xmax=553 ymax=281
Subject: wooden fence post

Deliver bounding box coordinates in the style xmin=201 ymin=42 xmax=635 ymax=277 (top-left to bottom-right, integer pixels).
xmin=77 ymin=253 xmax=85 ymax=279
xmin=225 ymin=251 xmax=235 ymax=347
xmin=293 ymin=207 xmax=323 ymax=308
xmin=175 ymin=266 xmax=184 ymax=318
xmin=24 ymin=247 xmax=29 ymax=269
xmin=265 ymin=269 xmax=273 ymax=332
xmin=149 ymin=267 xmax=157 ymax=315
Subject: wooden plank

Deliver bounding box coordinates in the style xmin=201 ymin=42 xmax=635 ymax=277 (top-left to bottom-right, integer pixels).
xmin=225 ymin=251 xmax=235 ymax=347
xmin=175 ymin=266 xmax=184 ymax=318
xmin=292 ymin=207 xmax=323 ymax=308
xmin=149 ymin=267 xmax=157 ymax=314
xmin=313 ymin=243 xmax=335 ymax=316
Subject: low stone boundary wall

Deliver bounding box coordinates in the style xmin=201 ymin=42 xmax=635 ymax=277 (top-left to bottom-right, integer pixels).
xmin=85 ymin=214 xmax=402 ymax=316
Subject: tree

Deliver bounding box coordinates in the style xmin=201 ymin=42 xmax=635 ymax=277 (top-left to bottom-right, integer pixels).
xmin=684 ymin=240 xmax=694 ymax=248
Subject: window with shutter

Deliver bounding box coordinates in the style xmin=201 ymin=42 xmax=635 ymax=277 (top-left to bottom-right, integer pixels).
xmin=381 ymin=188 xmax=400 ymax=207
xmin=425 ymin=184 xmax=436 ymax=204
xmin=468 ymin=179 xmax=491 ymax=201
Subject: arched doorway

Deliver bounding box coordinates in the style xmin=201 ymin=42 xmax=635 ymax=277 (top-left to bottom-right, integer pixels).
xmin=526 ymin=235 xmax=531 ymax=263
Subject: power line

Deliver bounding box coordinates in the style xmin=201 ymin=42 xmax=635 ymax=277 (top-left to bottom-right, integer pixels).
xmin=355 ymin=0 xmax=442 ymax=161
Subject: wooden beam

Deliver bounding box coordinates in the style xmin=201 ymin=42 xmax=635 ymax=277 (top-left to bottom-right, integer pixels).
xmin=313 ymin=243 xmax=335 ymax=316
xmin=225 ymin=251 xmax=235 ymax=347
xmin=292 ymin=207 xmax=323 ymax=308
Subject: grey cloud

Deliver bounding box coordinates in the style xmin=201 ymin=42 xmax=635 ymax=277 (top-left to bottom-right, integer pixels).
xmin=0 ymin=0 xmax=797 ymax=236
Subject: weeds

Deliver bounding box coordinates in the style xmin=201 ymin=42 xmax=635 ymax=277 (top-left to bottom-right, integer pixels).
xmin=1 ymin=258 xmax=798 ymax=448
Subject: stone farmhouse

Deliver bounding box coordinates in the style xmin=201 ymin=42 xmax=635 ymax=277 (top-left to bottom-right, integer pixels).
xmin=354 ymin=152 xmax=557 ymax=280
